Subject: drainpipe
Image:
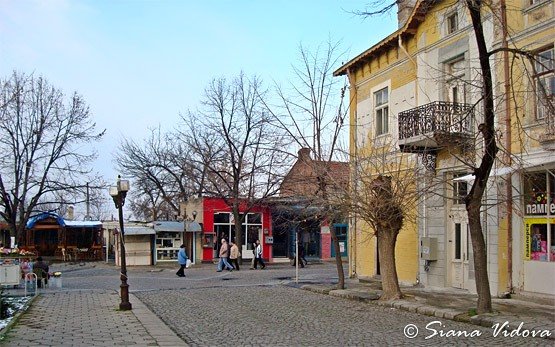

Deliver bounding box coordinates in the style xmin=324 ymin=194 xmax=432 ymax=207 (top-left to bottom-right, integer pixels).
xmin=399 ymin=33 xmax=422 ymax=284
xmin=500 ymin=0 xmax=513 ymax=294
xmin=347 ymin=67 xmax=357 ymax=278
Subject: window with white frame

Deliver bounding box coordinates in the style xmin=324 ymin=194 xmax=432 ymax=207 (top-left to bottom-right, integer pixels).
xmin=445 ymin=58 xmax=466 ymax=104
xmin=374 ymin=87 xmax=389 ymax=136
xmin=534 ymin=47 xmax=554 ymax=120
xmin=446 ymin=12 xmax=458 ymax=34
xmin=453 ymin=173 xmax=468 ymax=205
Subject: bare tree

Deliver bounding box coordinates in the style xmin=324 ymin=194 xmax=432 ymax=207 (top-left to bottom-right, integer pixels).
xmin=188 ymin=73 xmax=291 ymax=257
xmin=264 ymin=40 xmax=349 ymax=288
xmin=115 ymin=126 xmax=200 ymax=221
xmin=0 ymin=72 xmax=104 ymax=246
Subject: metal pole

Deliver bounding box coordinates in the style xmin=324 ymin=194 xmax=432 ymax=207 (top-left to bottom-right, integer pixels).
xmin=118 ymin=197 xmax=132 ymax=311
xmin=295 ymin=227 xmax=299 ymax=284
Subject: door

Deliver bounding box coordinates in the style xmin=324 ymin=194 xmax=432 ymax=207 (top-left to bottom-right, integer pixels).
xmin=451 ymin=221 xmax=469 ymax=289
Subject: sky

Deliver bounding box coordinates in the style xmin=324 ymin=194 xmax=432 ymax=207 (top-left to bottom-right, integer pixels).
xmin=0 ymin=0 xmax=397 ymax=205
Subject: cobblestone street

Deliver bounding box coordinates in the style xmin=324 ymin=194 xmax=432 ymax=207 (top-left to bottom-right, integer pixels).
xmin=1 ymin=262 xmax=552 ymax=346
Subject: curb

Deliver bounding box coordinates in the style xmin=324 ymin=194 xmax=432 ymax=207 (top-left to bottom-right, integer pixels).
xmin=0 ymin=294 xmax=39 ymax=341
xmin=300 ymin=284 xmax=554 ymax=340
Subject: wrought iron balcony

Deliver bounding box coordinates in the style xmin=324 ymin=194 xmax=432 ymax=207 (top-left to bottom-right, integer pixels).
xmin=398 ymin=101 xmax=474 ymax=153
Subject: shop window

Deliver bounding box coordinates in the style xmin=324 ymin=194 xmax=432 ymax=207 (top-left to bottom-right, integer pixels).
xmin=529 ymin=223 xmax=555 ymax=262
xmin=523 ymin=171 xmax=555 ymax=215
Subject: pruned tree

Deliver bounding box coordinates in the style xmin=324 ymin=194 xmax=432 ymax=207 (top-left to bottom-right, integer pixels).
xmin=348 ymin=139 xmax=423 ymax=299
xmin=0 ymin=72 xmax=104 ymax=246
xmin=263 ymin=40 xmax=349 ymax=288
xmin=187 ymin=73 xmax=291 ymax=258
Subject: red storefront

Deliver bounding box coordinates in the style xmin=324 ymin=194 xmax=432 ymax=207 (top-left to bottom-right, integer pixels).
xmin=196 ymin=197 xmax=273 ymax=263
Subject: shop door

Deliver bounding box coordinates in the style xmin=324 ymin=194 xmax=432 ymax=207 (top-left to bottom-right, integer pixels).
xmin=451 ymin=222 xmax=469 ymax=289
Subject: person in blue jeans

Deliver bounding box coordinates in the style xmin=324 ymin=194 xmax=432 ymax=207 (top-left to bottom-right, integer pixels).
xmin=176 ymin=244 xmax=188 ymax=277
xmin=217 ymin=239 xmax=234 ymax=272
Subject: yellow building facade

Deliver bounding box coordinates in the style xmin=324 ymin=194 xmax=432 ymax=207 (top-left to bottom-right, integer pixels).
xmin=335 ymin=0 xmax=554 ymax=296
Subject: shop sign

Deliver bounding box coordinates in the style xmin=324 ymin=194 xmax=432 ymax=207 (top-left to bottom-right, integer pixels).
xmin=525 ymin=202 xmax=555 ymax=215
xmin=524 ymin=223 xmax=531 ymax=260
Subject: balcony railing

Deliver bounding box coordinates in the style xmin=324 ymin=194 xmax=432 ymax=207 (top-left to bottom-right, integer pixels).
xmin=398 ymin=101 xmax=473 ymax=153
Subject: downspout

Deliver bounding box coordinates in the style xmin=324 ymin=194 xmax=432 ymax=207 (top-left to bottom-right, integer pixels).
xmin=500 ymin=0 xmax=513 ymax=294
xmin=347 ymin=67 xmax=357 ymax=278
xmin=399 ymin=33 xmax=422 ymax=284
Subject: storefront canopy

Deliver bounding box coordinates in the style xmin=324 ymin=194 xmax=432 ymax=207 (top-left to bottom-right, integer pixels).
xmin=124 ymin=226 xmax=155 ymax=235
xmin=26 ymin=212 xmax=66 ymax=229
xmin=453 ymin=153 xmax=554 ymax=183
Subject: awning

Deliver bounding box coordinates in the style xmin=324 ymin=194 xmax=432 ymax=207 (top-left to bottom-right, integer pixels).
xmin=65 ymin=221 xmax=102 ymax=228
xmin=123 ymin=226 xmax=155 ymax=235
xmin=26 ymin=212 xmax=65 ymax=229
xmin=153 ymin=221 xmax=184 ymax=232
xmin=185 ymin=221 xmax=202 ymax=232
xmin=453 ymin=153 xmax=554 ymax=183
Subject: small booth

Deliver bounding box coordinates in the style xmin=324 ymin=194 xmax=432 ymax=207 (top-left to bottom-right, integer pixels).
xmin=153 ymin=221 xmax=184 ymax=262
xmin=115 ymin=225 xmax=155 ymax=266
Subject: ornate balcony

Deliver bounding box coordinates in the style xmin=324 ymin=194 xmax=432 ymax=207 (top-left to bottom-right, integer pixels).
xmin=398 ymin=101 xmax=474 ymax=153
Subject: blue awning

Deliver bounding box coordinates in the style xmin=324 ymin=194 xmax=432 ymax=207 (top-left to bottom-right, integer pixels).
xmin=26 ymin=212 xmax=66 ymax=229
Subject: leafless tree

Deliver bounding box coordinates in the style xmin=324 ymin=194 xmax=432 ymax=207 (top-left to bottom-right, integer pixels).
xmin=263 ymin=40 xmax=350 ymax=288
xmin=187 ymin=73 xmax=292 ymax=257
xmin=0 ymin=72 xmax=104 ymax=246
xmin=115 ymin=126 xmax=200 ymax=221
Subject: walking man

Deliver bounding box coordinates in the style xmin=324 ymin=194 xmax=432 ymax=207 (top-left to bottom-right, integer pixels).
xmin=176 ymin=244 xmax=188 ymax=277
xmin=230 ymin=239 xmax=241 ymax=271
xmin=217 ymin=239 xmax=234 ymax=272
xmin=253 ymin=239 xmax=265 ymax=270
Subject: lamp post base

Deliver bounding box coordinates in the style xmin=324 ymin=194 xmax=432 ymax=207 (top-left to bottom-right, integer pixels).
xmin=119 ymin=302 xmax=132 ymax=311
xmin=120 ymin=283 xmax=132 ymax=311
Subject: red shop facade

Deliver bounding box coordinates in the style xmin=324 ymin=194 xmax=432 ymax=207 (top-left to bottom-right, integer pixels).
xmin=191 ymin=197 xmax=273 ymax=263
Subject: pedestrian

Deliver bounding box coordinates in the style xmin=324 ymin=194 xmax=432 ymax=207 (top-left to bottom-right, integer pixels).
xmin=253 ymin=239 xmax=265 ymax=270
xmin=217 ymin=239 xmax=233 ymax=272
xmin=176 ymin=244 xmax=187 ymax=277
xmin=33 ymin=256 xmax=50 ymax=287
xmin=250 ymin=242 xmax=256 ymax=270
xmin=229 ymin=239 xmax=240 ymax=271
xmin=292 ymin=243 xmax=307 ymax=268
xmin=299 ymin=243 xmax=308 ymax=267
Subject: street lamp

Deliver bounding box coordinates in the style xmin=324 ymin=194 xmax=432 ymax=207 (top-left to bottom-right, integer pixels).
xmin=109 ymin=175 xmax=132 ymax=311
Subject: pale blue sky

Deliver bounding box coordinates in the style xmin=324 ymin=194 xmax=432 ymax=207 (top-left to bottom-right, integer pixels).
xmin=0 ymin=0 xmax=397 ymax=183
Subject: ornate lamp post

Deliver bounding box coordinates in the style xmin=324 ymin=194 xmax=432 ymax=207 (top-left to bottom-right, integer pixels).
xmin=109 ymin=175 xmax=132 ymax=311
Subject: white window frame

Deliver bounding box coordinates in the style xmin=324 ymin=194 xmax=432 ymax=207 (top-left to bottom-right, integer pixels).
xmin=446 ymin=12 xmax=459 ymax=35
xmin=453 ymin=173 xmax=469 ymax=205
xmin=445 ymin=58 xmax=466 ymax=104
xmin=374 ymin=87 xmax=389 ymax=136
xmin=534 ymin=47 xmax=554 ymax=120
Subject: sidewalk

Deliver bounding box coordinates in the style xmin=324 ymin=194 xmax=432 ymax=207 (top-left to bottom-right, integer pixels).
xmin=300 ymin=277 xmax=555 ymax=340
xmin=0 ymin=290 xmax=186 ymax=346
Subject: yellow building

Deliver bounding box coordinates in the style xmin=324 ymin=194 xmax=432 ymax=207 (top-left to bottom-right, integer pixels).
xmin=334 ymin=0 xmax=554 ymax=296
xmin=493 ymin=0 xmax=554 ymax=296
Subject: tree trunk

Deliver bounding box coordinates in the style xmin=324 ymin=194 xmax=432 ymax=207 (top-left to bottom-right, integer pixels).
xmin=330 ymin=226 xmax=345 ymax=289
xmin=377 ymin=229 xmax=403 ymax=300
xmin=467 ymin=202 xmax=492 ymax=313
xmin=465 ymin=0 xmax=497 ymax=314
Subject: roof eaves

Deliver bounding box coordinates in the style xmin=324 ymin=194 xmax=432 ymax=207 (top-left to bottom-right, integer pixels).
xmin=333 ymin=0 xmax=433 ymax=77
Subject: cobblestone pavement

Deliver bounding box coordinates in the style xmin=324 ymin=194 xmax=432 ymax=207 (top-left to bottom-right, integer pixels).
xmin=136 ymin=285 xmax=552 ymax=346
xmin=1 ymin=262 xmax=553 ymax=346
